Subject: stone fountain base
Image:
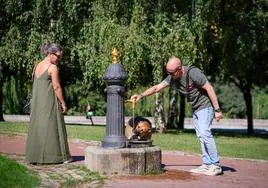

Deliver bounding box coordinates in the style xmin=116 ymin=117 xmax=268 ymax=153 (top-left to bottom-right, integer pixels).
xmin=85 ymin=146 xmax=162 ymax=175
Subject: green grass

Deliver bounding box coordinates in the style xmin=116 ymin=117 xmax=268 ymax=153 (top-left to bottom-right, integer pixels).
xmin=66 ymin=124 xmax=105 ymax=141
xmin=0 ymin=122 xmax=268 ymax=160
xmin=152 ymin=129 xmax=268 ymax=160
xmin=0 ymin=154 xmax=40 ymax=188
xmin=65 ymin=165 xmax=105 ymax=186
xmin=0 ymin=122 xmax=28 ymax=134
xmin=47 ymin=165 xmax=105 ymax=187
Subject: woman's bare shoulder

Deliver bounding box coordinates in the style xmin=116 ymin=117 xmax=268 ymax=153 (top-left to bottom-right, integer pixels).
xmin=48 ymin=63 xmax=58 ymax=76
xmin=48 ymin=63 xmax=58 ymax=71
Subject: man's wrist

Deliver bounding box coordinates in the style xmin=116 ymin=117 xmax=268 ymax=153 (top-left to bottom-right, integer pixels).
xmin=139 ymin=94 xmax=144 ymax=98
xmin=214 ymin=107 xmax=222 ymax=113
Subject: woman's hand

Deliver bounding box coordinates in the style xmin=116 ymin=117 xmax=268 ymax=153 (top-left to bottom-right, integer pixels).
xmin=61 ymin=103 xmax=68 ymax=113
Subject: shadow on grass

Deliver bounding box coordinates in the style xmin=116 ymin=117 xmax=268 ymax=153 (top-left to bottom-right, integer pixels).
xmin=155 ymin=128 xmax=268 ymax=139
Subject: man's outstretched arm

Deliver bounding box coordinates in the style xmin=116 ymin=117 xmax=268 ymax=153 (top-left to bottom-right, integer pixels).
xmin=130 ymin=83 xmax=168 ymax=103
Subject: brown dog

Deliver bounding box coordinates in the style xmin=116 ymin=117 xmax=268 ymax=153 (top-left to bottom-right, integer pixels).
xmin=125 ymin=116 xmax=152 ymax=140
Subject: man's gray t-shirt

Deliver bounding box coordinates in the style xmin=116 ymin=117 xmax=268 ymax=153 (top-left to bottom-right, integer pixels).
xmin=161 ymin=66 xmax=210 ymax=112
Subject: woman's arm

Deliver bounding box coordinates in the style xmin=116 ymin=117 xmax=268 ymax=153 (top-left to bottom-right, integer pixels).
xmin=49 ymin=65 xmax=67 ymax=113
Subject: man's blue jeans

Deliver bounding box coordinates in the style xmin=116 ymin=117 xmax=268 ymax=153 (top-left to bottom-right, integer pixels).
xmin=193 ymin=106 xmax=220 ymax=165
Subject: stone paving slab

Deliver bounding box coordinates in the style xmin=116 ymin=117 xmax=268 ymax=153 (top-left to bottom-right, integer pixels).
xmin=0 ymin=134 xmax=268 ymax=188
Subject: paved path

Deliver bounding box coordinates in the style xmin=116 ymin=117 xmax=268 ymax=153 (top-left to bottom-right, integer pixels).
xmin=0 ymin=134 xmax=267 ymax=188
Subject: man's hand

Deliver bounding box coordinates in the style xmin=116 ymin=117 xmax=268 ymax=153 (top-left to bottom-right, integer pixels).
xmin=130 ymin=94 xmax=143 ymax=104
xmin=215 ymin=111 xmax=223 ymax=122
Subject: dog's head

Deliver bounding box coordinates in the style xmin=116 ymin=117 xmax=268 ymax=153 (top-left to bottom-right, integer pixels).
xmin=127 ymin=116 xmax=152 ymax=140
xmin=135 ymin=120 xmax=152 ymax=139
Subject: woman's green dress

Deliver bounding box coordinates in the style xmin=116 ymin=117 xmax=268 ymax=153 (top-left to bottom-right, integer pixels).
xmin=26 ymin=67 xmax=71 ymax=164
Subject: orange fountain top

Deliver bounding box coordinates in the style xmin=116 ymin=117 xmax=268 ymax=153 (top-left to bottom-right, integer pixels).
xmin=112 ymin=48 xmax=119 ymax=64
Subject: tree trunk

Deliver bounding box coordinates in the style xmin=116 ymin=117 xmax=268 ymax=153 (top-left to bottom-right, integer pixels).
xmin=243 ymin=87 xmax=254 ymax=134
xmin=178 ymin=93 xmax=185 ymax=129
xmin=167 ymin=88 xmax=179 ymax=129
xmin=154 ymin=92 xmax=166 ymax=133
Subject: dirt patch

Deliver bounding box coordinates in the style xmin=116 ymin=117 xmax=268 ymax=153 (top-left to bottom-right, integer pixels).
xmin=113 ymin=169 xmax=199 ymax=181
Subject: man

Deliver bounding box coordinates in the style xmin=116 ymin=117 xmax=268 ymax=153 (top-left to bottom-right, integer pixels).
xmin=130 ymin=56 xmax=223 ymax=176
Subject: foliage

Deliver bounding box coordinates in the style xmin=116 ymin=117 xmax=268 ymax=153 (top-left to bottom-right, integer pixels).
xmin=126 ymin=86 xmax=156 ymax=117
xmin=0 ymin=0 xmax=267 ymax=127
xmin=64 ymin=82 xmax=106 ymax=116
xmin=253 ymin=94 xmax=268 ymax=119
xmin=73 ymin=0 xmax=152 ymax=92
xmin=74 ymin=8 xmax=127 ymax=91
xmin=253 ymin=86 xmax=268 ymax=119
xmin=217 ymin=1 xmax=268 ymax=86
xmin=214 ymin=82 xmax=246 ymax=118
xmin=2 ymin=76 xmax=28 ymax=114
xmin=209 ymin=0 xmax=268 ymax=133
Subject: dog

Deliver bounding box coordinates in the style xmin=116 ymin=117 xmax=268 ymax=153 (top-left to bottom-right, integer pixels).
xmin=125 ymin=116 xmax=152 ymax=140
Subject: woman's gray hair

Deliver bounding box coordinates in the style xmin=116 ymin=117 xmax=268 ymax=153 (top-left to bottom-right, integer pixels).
xmin=42 ymin=43 xmax=63 ymax=56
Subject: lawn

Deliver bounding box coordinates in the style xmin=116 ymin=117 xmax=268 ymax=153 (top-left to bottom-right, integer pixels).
xmin=0 ymin=154 xmax=40 ymax=188
xmin=0 ymin=121 xmax=268 ymax=160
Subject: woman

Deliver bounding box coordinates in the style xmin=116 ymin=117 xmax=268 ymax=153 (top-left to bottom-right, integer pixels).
xmin=26 ymin=43 xmax=72 ymax=164
xmin=85 ymin=103 xmax=94 ymax=125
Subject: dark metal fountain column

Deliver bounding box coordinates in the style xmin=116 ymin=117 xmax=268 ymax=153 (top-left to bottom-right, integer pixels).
xmin=102 ymin=48 xmax=127 ymax=148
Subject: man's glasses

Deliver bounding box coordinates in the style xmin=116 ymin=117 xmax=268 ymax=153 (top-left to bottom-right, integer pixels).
xmin=166 ymin=66 xmax=182 ymax=76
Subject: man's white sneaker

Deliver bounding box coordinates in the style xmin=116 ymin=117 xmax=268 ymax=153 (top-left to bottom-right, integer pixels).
xmin=204 ymin=164 xmax=222 ymax=176
xmin=190 ymin=164 xmax=209 ymax=174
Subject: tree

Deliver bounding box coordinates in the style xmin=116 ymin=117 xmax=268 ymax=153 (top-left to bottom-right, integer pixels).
xmin=0 ymin=0 xmax=35 ymax=120
xmin=214 ymin=0 xmax=268 ymax=134
xmin=0 ymin=0 xmax=92 ymax=118
xmin=74 ymin=0 xmax=153 ymax=104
